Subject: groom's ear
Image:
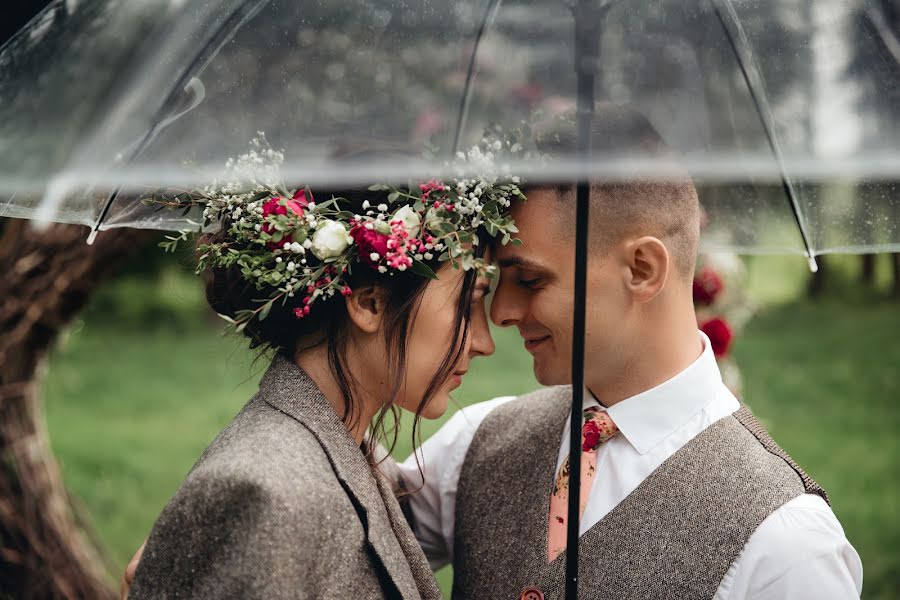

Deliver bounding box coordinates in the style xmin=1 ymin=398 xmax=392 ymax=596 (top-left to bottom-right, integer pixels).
xmin=622 ymin=236 xmax=669 ymax=303
xmin=345 ymin=284 xmax=387 ymax=333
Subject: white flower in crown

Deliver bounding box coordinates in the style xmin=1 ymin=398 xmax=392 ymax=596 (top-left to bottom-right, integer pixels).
xmin=392 ymin=205 xmax=421 ymax=237
xmin=311 ymin=220 xmax=353 ymax=260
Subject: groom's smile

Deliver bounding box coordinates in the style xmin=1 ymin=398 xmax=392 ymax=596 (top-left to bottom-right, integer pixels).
xmin=522 ymin=333 xmax=552 ymax=354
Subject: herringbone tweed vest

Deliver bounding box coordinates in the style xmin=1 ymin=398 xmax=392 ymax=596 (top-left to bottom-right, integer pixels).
xmin=452 ymin=386 xmax=826 ymax=600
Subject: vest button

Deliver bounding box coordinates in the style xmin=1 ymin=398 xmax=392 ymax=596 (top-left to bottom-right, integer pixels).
xmin=520 ymin=587 xmax=544 ymax=600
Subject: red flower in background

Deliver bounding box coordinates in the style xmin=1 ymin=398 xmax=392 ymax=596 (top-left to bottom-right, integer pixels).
xmin=693 ymin=266 xmax=725 ymax=306
xmin=700 ymin=317 xmax=733 ymax=358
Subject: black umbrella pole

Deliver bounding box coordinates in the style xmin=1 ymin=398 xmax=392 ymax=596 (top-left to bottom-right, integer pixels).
xmin=567 ymin=2 xmax=604 ymax=596
xmin=566 ymin=178 xmax=591 ymax=599
xmin=566 ymin=36 xmax=597 ymax=600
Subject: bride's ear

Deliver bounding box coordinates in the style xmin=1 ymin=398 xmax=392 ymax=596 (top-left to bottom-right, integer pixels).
xmin=345 ymin=284 xmax=386 ymax=333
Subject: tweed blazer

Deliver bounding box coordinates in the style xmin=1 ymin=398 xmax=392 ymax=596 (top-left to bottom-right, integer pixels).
xmin=129 ymin=355 xmax=441 ymax=600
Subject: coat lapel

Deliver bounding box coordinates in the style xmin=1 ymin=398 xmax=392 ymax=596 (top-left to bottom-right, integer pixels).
xmin=373 ymin=467 xmax=443 ymax=599
xmin=259 ymin=355 xmax=425 ymax=600
xmin=521 ymin=387 xmax=573 ymax=578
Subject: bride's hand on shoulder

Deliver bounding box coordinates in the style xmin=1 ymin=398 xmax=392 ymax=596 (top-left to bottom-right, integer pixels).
xmin=119 ymin=540 xmax=146 ymax=600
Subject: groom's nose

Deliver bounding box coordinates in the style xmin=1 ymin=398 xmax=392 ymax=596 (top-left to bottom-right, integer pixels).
xmin=490 ymin=278 xmax=526 ymax=327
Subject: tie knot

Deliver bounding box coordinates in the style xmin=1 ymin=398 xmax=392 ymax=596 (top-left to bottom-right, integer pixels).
xmin=581 ymin=407 xmax=618 ymax=452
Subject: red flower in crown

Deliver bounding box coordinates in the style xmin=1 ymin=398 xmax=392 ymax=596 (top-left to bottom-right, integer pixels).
xmin=349 ymin=223 xmax=391 ymax=268
xmin=582 ymin=420 xmax=602 ymax=452
xmin=700 ymin=316 xmax=733 ymax=358
xmin=261 ymin=189 xmax=310 ymax=249
xmin=693 ymin=266 xmax=724 ymax=306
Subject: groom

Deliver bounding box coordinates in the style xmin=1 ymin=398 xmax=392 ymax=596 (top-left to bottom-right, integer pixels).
xmin=397 ymin=106 xmax=863 ymax=599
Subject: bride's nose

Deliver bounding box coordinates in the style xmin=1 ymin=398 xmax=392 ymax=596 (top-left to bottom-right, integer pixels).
xmin=469 ymin=305 xmax=495 ymax=358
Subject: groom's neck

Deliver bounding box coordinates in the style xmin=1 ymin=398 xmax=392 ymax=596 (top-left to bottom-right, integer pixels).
xmin=588 ymin=295 xmax=702 ymax=408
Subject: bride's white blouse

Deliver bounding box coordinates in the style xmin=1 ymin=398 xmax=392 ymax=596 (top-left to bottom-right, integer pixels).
xmin=399 ymin=332 xmax=863 ymax=599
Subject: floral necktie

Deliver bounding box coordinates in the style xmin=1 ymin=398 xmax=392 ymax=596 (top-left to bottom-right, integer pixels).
xmin=547 ymin=406 xmax=619 ymax=561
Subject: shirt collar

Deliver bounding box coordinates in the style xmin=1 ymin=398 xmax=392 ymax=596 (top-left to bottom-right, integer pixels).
xmin=587 ymin=331 xmax=722 ymax=455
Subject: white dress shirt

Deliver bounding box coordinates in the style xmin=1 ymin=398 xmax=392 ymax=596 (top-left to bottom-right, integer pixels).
xmin=398 ymin=332 xmax=863 ymax=599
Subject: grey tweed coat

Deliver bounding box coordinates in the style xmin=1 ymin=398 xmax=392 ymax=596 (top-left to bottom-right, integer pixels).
xmin=129 ymin=355 xmax=441 ymax=600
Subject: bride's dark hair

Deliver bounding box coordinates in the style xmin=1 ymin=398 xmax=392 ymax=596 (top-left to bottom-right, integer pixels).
xmin=201 ymin=184 xmax=485 ymax=459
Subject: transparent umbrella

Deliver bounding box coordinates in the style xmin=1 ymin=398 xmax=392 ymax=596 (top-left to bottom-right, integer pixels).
xmin=1 ymin=0 xmax=898 ymax=597
xmin=1 ymin=0 xmax=897 ymax=251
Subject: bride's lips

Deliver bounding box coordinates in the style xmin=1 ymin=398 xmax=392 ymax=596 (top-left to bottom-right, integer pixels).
xmin=524 ymin=335 xmax=551 ymax=353
xmin=450 ymin=370 xmax=468 ymax=387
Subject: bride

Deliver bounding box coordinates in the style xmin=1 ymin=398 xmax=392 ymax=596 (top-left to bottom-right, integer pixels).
xmin=124 ymin=141 xmax=524 ymax=599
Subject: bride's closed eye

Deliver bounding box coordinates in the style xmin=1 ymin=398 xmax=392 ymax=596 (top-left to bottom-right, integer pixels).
xmin=472 ymin=282 xmax=492 ymax=303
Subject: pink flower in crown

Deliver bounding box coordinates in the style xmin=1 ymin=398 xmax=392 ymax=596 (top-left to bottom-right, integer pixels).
xmin=388 ymin=253 xmax=413 ymax=270
xmin=419 ymin=180 xmax=446 ymax=197
xmin=384 ymin=220 xmax=416 ymax=271
xmin=262 ymin=189 xmax=310 ymax=249
xmin=349 ymin=222 xmax=391 ymax=268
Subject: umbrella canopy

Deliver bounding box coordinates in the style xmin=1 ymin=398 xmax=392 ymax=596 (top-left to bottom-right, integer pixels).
xmin=0 ymin=0 xmax=897 ymax=255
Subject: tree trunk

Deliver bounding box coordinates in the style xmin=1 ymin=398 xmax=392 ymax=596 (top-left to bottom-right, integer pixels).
xmin=860 ymin=253 xmax=876 ymax=285
xmin=0 ymin=219 xmax=151 ymax=599
xmin=892 ymin=253 xmax=900 ymax=300
xmin=808 ymin=254 xmax=828 ymax=298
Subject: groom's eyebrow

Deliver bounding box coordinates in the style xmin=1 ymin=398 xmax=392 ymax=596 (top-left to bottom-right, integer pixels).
xmin=498 ymin=256 xmax=551 ymax=273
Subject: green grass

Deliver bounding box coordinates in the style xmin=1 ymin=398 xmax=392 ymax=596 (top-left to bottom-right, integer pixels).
xmin=44 ymin=324 xmax=260 ymax=574
xmin=42 ymin=254 xmax=899 ymax=598
xmin=732 ymin=301 xmax=900 ymax=599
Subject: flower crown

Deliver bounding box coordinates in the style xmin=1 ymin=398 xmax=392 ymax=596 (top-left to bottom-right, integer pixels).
xmin=148 ymin=132 xmax=526 ymax=331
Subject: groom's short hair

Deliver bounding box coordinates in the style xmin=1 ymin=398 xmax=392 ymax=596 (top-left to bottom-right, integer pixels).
xmin=531 ymin=103 xmax=700 ymax=279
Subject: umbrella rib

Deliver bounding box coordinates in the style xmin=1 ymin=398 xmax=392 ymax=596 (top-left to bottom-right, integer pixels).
xmin=0 ymin=0 xmax=59 ymax=55
xmin=86 ymin=0 xmax=271 ymax=244
xmin=451 ymin=0 xmax=504 ymax=156
xmin=866 ymin=5 xmax=900 ymax=66
xmin=710 ymin=0 xmax=819 ymax=272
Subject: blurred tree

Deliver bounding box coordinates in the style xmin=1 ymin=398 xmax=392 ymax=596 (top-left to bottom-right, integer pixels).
xmin=0 ymin=221 xmax=152 ymax=599
xmin=846 ymin=0 xmax=900 ymax=299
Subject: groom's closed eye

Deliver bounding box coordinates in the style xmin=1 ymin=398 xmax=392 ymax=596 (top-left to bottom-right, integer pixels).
xmin=517 ymin=277 xmax=543 ymax=290
xmin=498 ymin=256 xmax=554 ymax=290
